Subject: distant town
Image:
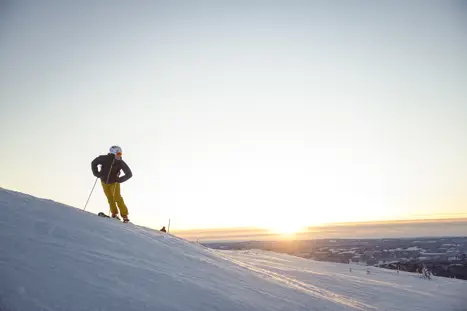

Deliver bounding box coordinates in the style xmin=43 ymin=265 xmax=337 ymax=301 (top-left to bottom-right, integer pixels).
xmin=203 ymin=237 xmax=467 ymax=280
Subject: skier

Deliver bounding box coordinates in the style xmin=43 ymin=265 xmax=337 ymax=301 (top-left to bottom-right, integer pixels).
xmin=91 ymin=145 xmax=133 ymax=222
xmin=160 ymin=226 xmax=167 ymax=232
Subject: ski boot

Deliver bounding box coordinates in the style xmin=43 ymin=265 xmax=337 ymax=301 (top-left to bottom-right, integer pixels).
xmin=111 ymin=213 xmax=121 ymax=221
xmin=122 ymin=215 xmax=130 ymax=223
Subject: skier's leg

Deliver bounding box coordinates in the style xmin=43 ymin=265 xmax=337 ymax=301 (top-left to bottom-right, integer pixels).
xmin=114 ymin=183 xmax=129 ymax=218
xmin=101 ymin=181 xmax=118 ymax=216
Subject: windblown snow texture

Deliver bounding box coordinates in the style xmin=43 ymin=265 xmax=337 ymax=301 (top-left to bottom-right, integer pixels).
xmin=0 ymin=187 xmax=466 ymax=311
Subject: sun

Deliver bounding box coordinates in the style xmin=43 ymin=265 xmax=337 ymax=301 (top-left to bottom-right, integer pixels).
xmin=260 ymin=215 xmax=320 ymax=237
xmin=269 ymin=223 xmax=306 ymax=236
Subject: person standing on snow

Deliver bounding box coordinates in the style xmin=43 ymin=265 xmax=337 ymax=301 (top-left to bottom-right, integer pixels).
xmin=91 ymin=145 xmax=133 ymax=222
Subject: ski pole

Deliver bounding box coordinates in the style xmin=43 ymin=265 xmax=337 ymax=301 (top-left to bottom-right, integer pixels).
xmin=84 ymin=177 xmax=99 ymax=211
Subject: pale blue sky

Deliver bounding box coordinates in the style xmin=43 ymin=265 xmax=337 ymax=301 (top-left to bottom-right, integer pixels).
xmin=1 ymin=1 xmax=467 ymax=231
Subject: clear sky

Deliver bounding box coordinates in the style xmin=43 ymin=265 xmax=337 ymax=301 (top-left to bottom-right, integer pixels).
xmin=1 ymin=1 xmax=467 ymax=232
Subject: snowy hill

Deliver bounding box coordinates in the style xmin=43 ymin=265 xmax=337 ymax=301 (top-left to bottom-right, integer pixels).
xmin=1 ymin=188 xmax=466 ymax=311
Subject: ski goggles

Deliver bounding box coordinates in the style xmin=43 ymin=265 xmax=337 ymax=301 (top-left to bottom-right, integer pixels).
xmin=116 ymin=152 xmax=123 ymax=157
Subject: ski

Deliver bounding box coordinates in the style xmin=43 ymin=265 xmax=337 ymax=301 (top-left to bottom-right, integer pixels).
xmin=97 ymin=212 xmax=130 ymax=223
xmin=97 ymin=212 xmax=110 ymax=218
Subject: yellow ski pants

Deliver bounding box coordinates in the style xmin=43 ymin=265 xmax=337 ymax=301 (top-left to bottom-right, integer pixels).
xmin=101 ymin=181 xmax=128 ymax=216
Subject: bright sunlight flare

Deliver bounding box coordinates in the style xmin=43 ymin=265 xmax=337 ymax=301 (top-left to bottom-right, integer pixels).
xmin=268 ymin=224 xmax=306 ymax=235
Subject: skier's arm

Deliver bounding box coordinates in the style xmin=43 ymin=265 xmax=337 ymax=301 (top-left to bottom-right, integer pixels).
xmin=117 ymin=161 xmax=133 ymax=183
xmin=91 ymin=156 xmax=105 ymax=177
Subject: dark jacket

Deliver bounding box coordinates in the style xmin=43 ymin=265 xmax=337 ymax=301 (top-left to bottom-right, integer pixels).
xmin=91 ymin=153 xmax=133 ymax=184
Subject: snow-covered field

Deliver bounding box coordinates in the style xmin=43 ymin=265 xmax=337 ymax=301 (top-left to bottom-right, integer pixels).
xmin=1 ymin=188 xmax=466 ymax=311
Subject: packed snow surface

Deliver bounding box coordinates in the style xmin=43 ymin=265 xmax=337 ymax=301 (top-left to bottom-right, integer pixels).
xmin=1 ymin=188 xmax=466 ymax=311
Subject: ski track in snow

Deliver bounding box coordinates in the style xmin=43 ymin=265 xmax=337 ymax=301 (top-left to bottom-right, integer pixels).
xmin=1 ymin=187 xmax=466 ymax=311
xmin=216 ymin=252 xmax=376 ymax=311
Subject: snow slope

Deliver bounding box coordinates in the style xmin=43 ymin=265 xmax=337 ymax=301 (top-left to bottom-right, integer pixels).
xmin=0 ymin=188 xmax=466 ymax=311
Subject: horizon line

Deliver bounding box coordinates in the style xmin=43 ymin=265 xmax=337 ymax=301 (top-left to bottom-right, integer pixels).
xmin=172 ymin=215 xmax=467 ymax=233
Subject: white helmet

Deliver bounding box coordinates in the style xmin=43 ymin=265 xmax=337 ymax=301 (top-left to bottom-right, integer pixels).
xmin=109 ymin=145 xmax=122 ymax=155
